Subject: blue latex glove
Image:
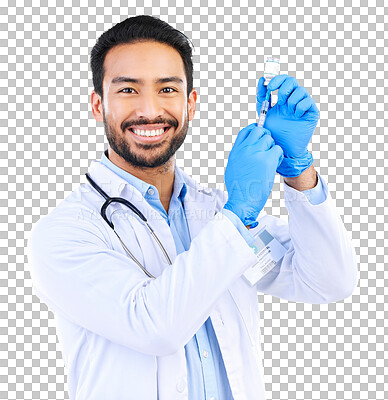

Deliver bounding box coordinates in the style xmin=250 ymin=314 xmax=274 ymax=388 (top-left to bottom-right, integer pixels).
xmin=224 ymin=123 xmax=284 ymax=228
xmin=256 ymin=75 xmax=319 ymax=177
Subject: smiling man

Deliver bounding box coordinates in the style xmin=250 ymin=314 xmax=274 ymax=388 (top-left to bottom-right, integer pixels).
xmin=91 ymin=40 xmax=196 ymax=213
xmin=27 ymin=15 xmax=358 ymax=400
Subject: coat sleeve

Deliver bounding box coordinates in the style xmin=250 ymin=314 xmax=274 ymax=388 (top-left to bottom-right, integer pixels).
xmin=27 ymin=206 xmax=258 ymax=357
xmin=252 ymin=175 xmax=359 ymax=304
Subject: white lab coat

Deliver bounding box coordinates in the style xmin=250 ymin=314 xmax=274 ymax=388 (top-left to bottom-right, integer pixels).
xmin=27 ymin=160 xmax=358 ymax=400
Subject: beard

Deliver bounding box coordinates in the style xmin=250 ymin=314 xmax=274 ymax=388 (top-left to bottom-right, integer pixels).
xmin=102 ymin=107 xmax=189 ymax=169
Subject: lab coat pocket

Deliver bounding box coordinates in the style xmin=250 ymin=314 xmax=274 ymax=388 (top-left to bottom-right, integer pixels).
xmin=228 ymin=278 xmax=259 ymax=347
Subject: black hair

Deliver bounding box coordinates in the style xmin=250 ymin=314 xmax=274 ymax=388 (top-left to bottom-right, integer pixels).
xmin=90 ymin=15 xmax=194 ymax=100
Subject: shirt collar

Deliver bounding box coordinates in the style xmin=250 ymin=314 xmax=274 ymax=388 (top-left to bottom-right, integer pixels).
xmin=100 ymin=149 xmax=187 ymax=202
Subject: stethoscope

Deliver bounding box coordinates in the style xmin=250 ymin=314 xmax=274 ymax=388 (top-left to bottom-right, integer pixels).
xmin=85 ymin=173 xmax=172 ymax=279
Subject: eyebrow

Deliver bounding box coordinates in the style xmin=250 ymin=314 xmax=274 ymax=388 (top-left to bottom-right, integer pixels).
xmin=110 ymin=76 xmax=184 ymax=86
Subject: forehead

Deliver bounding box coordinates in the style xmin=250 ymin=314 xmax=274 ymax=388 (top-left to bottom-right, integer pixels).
xmin=103 ymin=41 xmax=186 ymax=88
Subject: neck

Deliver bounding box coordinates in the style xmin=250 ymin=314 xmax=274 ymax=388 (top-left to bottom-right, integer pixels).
xmin=107 ymin=149 xmax=175 ymax=212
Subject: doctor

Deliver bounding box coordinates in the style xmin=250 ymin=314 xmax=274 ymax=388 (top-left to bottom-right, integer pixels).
xmin=27 ymin=15 xmax=358 ymax=400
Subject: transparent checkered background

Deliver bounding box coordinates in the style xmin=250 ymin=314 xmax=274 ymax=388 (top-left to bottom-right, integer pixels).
xmin=1 ymin=0 xmax=387 ymax=399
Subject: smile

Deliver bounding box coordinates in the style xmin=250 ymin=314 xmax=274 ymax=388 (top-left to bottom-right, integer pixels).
xmin=128 ymin=126 xmax=172 ymax=143
xmin=131 ymin=127 xmax=169 ymax=137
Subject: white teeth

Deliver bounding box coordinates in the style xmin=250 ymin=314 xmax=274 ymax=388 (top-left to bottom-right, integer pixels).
xmin=132 ymin=128 xmax=166 ymax=137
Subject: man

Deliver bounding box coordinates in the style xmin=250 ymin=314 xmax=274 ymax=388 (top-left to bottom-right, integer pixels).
xmin=27 ymin=15 xmax=358 ymax=400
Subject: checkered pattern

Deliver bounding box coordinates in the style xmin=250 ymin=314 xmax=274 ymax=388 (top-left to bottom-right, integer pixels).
xmin=1 ymin=0 xmax=386 ymax=399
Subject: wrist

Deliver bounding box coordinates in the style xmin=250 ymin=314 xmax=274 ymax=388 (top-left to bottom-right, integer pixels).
xmin=283 ymin=165 xmax=318 ymax=191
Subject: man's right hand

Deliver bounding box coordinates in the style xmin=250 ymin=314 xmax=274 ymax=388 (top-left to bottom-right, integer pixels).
xmin=223 ymin=123 xmax=284 ymax=228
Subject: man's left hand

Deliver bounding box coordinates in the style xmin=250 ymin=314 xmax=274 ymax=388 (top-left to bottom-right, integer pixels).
xmin=256 ymin=74 xmax=319 ymax=177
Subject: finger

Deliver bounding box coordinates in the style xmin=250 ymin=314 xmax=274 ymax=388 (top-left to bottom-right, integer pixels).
xmin=256 ymin=76 xmax=267 ymax=105
xmin=233 ymin=122 xmax=257 ymax=148
xmin=287 ymin=87 xmax=309 ymax=114
xmin=310 ymin=98 xmax=320 ymax=115
xmin=244 ymin=131 xmax=275 ymax=151
xmin=295 ymin=96 xmax=318 ymax=118
xmin=266 ymin=74 xmax=289 ymax=92
xmin=275 ymin=77 xmax=300 ymax=106
xmin=270 ymin=145 xmax=284 ymax=169
xmin=244 ymin=125 xmax=271 ymax=146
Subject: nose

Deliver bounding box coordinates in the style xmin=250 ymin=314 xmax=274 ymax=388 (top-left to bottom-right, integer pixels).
xmin=134 ymin=90 xmax=164 ymax=120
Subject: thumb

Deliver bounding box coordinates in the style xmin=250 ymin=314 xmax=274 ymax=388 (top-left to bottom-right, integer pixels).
xmin=256 ymin=77 xmax=271 ymax=116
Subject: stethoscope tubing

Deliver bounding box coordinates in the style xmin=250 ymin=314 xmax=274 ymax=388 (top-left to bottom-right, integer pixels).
xmin=85 ymin=173 xmax=172 ymax=278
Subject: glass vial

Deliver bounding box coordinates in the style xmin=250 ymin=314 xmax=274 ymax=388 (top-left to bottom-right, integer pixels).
xmin=263 ymin=57 xmax=280 ymax=86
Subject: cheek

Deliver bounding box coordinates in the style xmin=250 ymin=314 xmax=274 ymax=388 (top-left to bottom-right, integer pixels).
xmin=175 ymin=102 xmax=188 ymax=124
xmin=105 ymin=98 xmax=127 ymax=124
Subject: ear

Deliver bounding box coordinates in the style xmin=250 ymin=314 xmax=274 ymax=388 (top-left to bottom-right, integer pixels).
xmin=91 ymin=90 xmax=104 ymax=123
xmin=187 ymin=88 xmax=197 ymax=122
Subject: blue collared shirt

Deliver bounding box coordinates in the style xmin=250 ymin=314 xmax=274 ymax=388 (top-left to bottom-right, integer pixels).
xmin=101 ymin=150 xmax=326 ymax=399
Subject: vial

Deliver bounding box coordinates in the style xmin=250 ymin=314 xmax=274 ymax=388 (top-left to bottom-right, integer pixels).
xmin=263 ymin=57 xmax=280 ymax=86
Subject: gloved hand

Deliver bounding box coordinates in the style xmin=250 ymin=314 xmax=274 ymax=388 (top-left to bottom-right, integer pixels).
xmin=256 ymin=75 xmax=319 ymax=177
xmin=223 ymin=123 xmax=284 ymax=228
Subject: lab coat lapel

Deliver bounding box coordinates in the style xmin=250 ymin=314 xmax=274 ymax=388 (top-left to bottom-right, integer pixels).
xmin=179 ymin=171 xmax=218 ymax=241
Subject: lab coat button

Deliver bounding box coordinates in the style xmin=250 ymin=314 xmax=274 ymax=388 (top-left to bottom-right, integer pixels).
xmin=147 ymin=188 xmax=155 ymax=195
xmin=203 ymin=350 xmax=209 ymax=358
xmin=176 ymin=378 xmax=186 ymax=393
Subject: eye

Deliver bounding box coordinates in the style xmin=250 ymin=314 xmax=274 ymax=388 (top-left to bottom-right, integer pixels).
xmin=119 ymin=88 xmax=135 ymax=94
xmin=161 ymin=87 xmax=176 ymax=93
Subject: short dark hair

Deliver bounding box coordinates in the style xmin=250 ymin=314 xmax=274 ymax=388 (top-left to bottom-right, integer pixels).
xmin=90 ymin=15 xmax=194 ymax=100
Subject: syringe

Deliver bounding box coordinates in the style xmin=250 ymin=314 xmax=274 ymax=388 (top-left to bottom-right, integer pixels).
xmin=257 ymin=90 xmax=271 ymax=128
xmin=258 ymin=56 xmax=280 ymax=128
